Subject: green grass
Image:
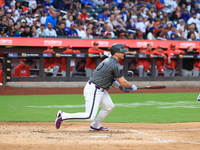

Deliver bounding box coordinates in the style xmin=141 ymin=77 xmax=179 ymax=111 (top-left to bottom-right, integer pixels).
xmin=0 ymin=93 xmax=199 ymax=123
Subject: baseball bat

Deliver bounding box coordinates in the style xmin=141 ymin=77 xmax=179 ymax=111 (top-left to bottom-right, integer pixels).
xmin=137 ymin=85 xmax=166 ymax=89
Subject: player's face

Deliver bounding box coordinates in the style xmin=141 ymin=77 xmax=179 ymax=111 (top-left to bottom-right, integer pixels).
xmin=116 ymin=52 xmax=125 ymax=60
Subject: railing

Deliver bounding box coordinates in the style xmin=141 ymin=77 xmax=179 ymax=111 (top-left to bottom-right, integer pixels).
xmin=2 ymin=52 xmax=200 ymax=83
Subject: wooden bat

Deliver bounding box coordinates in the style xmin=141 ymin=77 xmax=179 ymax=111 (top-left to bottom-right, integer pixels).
xmin=137 ymin=85 xmax=166 ymax=89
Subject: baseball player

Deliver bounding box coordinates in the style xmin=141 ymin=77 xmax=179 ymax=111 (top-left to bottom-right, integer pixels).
xmin=85 ymin=42 xmax=110 ymax=77
xmin=0 ymin=62 xmax=2 ymax=84
xmin=118 ymin=44 xmax=137 ymax=66
xmin=43 ymin=46 xmax=59 ymax=77
xmin=55 ymin=43 xmax=137 ymax=131
xmin=14 ymin=59 xmax=30 ymax=77
xmin=193 ymin=49 xmax=200 ymax=76
xmin=153 ymin=46 xmax=168 ymax=76
xmin=197 ymin=94 xmax=200 ymax=101
xmin=164 ymin=43 xmax=185 ymax=77
xmin=61 ymin=46 xmax=81 ymax=77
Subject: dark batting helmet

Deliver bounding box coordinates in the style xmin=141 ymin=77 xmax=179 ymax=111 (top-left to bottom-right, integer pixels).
xmin=110 ymin=43 xmax=128 ymax=55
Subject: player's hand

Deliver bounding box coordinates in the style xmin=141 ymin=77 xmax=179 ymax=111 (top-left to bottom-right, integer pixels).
xmin=47 ymin=67 xmax=51 ymax=71
xmin=119 ymin=86 xmax=132 ymax=93
xmin=131 ymin=84 xmax=137 ymax=91
xmin=167 ymin=59 xmax=171 ymax=64
xmin=163 ymin=55 xmax=167 ymax=60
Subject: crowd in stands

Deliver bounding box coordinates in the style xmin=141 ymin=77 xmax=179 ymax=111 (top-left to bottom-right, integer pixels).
xmin=0 ymin=0 xmax=200 ymax=40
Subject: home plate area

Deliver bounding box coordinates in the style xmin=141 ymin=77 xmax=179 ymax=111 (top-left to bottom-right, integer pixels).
xmin=0 ymin=122 xmax=200 ymax=150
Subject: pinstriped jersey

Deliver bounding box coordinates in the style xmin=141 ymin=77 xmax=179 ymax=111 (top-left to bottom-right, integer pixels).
xmin=90 ymin=57 xmax=123 ymax=90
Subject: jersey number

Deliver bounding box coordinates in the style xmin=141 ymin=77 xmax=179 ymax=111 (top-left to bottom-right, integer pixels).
xmin=97 ymin=62 xmax=104 ymax=71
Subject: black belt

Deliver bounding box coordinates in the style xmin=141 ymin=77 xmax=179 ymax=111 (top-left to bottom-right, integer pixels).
xmin=88 ymin=81 xmax=105 ymax=92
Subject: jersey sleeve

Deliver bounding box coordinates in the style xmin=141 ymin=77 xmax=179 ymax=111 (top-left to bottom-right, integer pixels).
xmin=113 ymin=63 xmax=123 ymax=78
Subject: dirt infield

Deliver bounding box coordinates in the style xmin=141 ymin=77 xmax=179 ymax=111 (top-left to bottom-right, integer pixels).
xmin=0 ymin=86 xmax=200 ymax=150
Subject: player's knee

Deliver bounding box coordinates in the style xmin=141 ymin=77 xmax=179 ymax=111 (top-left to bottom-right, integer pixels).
xmin=104 ymin=104 xmax=115 ymax=112
xmin=54 ymin=66 xmax=59 ymax=70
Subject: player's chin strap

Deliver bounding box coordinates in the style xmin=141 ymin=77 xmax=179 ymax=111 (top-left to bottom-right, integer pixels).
xmin=111 ymin=79 xmax=120 ymax=88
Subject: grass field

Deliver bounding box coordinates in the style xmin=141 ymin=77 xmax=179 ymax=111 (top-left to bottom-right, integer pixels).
xmin=0 ymin=93 xmax=199 ymax=123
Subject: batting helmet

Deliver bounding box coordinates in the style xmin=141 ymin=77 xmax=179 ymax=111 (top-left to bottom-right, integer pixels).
xmin=110 ymin=43 xmax=128 ymax=55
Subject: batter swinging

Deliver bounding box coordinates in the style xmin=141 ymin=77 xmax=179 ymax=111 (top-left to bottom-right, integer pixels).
xmin=55 ymin=43 xmax=137 ymax=131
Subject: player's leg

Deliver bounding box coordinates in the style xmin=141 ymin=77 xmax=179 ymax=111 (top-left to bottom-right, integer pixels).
xmin=61 ymin=82 xmax=104 ymax=121
xmin=192 ymin=69 xmax=199 ymax=76
xmin=52 ymin=65 xmax=59 ymax=77
xmin=85 ymin=68 xmax=92 ymax=77
xmin=61 ymin=71 xmax=66 ymax=77
xmin=171 ymin=69 xmax=176 ymax=77
xmin=164 ymin=67 xmax=171 ymax=77
xmin=90 ymin=91 xmax=114 ymax=130
xmin=137 ymin=65 xmax=144 ymax=77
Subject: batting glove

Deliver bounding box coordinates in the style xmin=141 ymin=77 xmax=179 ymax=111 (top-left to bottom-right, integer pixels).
xmin=131 ymin=84 xmax=137 ymax=91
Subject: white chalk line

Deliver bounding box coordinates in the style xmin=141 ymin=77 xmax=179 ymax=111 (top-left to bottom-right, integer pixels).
xmin=145 ymin=128 xmax=200 ymax=132
xmin=26 ymin=101 xmax=200 ymax=109
xmin=48 ymin=128 xmax=200 ymax=144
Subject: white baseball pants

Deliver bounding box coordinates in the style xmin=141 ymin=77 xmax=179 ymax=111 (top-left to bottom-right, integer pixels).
xmin=61 ymin=81 xmax=115 ymax=128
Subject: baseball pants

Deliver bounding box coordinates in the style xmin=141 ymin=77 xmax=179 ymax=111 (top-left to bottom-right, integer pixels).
xmin=85 ymin=68 xmax=95 ymax=77
xmin=52 ymin=66 xmax=59 ymax=77
xmin=192 ymin=69 xmax=200 ymax=76
xmin=182 ymin=69 xmax=193 ymax=77
xmin=61 ymin=81 xmax=115 ymax=129
xmin=137 ymin=65 xmax=147 ymax=77
xmin=164 ymin=67 xmax=176 ymax=77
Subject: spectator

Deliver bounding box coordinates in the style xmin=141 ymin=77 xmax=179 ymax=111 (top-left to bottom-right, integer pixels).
xmin=56 ymin=22 xmax=67 ymax=37
xmin=187 ymin=31 xmax=196 ymax=41
xmin=168 ymin=24 xmax=179 ymax=38
xmin=53 ymin=0 xmax=63 ymax=9
xmin=44 ymin=22 xmax=57 ymax=37
xmin=158 ymin=27 xmax=169 ymax=40
xmin=43 ymin=46 xmax=59 ymax=77
xmin=85 ymin=42 xmax=108 ymax=77
xmin=137 ymin=33 xmax=144 ymax=40
xmin=169 ymin=32 xmax=177 ymax=40
xmin=187 ymin=12 xmax=198 ymax=25
xmin=40 ymin=9 xmax=48 ymax=24
xmin=66 ymin=15 xmax=74 ymax=27
xmin=36 ymin=23 xmax=46 ymax=37
xmin=11 ymin=10 xmax=18 ymax=23
xmin=181 ymin=9 xmax=190 ymax=22
xmin=105 ymin=24 xmax=115 ymax=38
xmin=29 ymin=0 xmax=37 ymax=11
xmin=76 ymin=23 xmax=86 ymax=38
xmin=98 ymin=8 xmax=110 ymax=21
xmin=0 ymin=18 xmax=8 ymax=33
xmin=20 ymin=25 xmax=32 ymax=37
xmin=127 ymin=32 xmax=135 ymax=39
xmin=147 ymin=27 xmax=156 ymax=40
xmin=42 ymin=0 xmax=52 ymax=7
xmin=31 ymin=26 xmax=37 ymax=38
xmin=80 ymin=7 xmax=88 ymax=22
xmin=135 ymin=16 xmax=146 ymax=33
xmin=177 ymin=19 xmax=185 ymax=32
xmin=19 ymin=19 xmax=27 ymax=30
xmin=93 ymin=0 xmax=104 ymax=6
xmin=45 ymin=11 xmax=57 ymax=28
xmin=177 ymin=32 xmax=187 ymax=40
xmin=67 ymin=23 xmax=78 ymax=37
xmin=0 ymin=28 xmax=6 ymax=37
xmin=82 ymin=27 xmax=93 ymax=39
xmin=182 ymin=46 xmax=198 ymax=77
xmin=193 ymin=49 xmax=200 ymax=76
xmin=114 ymin=25 xmax=123 ymax=38
xmin=26 ymin=11 xmax=33 ymax=26
xmin=91 ymin=26 xmax=100 ymax=38
xmin=103 ymin=31 xmax=112 ymax=39
xmin=14 ymin=59 xmax=30 ymax=77
xmin=118 ymin=32 xmax=126 ymax=39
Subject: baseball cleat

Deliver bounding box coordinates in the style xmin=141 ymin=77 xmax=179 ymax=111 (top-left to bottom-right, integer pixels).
xmin=55 ymin=110 xmax=63 ymax=129
xmin=90 ymin=126 xmax=109 ymax=131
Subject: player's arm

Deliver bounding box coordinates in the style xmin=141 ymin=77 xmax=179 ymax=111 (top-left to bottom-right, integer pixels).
xmin=116 ymin=76 xmax=132 ymax=88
